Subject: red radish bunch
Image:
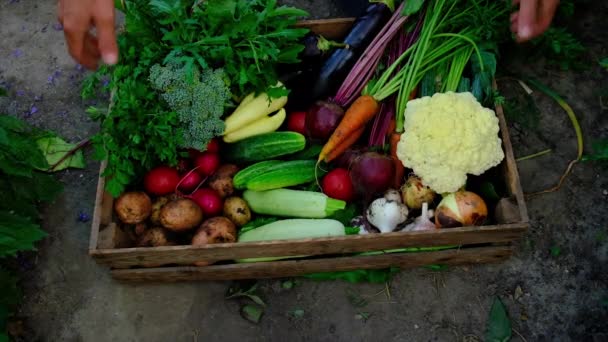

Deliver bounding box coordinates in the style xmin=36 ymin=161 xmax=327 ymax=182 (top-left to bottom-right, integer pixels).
xmin=287 ymin=111 xmax=307 ymax=135
xmin=189 ymin=188 xmax=223 ymax=216
xmin=177 ymin=171 xmax=203 ymax=192
xmin=194 ymin=152 xmax=220 ymax=176
xmin=144 ymin=166 xmax=180 ymax=195
xmin=322 ymin=168 xmax=355 ymax=202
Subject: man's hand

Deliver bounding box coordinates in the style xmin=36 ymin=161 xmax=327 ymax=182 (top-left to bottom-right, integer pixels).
xmin=511 ymin=0 xmax=560 ymax=42
xmin=58 ymin=0 xmax=118 ymax=69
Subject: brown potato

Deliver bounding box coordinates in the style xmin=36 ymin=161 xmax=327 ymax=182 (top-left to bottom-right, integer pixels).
xmin=223 ymin=196 xmax=251 ymax=227
xmin=160 ymin=198 xmax=203 ymax=232
xmin=191 ymin=217 xmax=237 ymax=266
xmin=114 ymin=191 xmax=152 ymax=224
xmin=136 ymin=227 xmax=176 ymax=247
xmin=208 ymin=164 xmax=239 ymax=198
xmin=150 ymin=196 xmax=170 ymax=226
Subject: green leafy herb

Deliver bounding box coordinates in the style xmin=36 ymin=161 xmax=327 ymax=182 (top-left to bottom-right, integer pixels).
xmin=402 ymin=0 xmax=424 ymax=16
xmin=344 ymin=226 xmax=360 ymax=235
xmin=328 ymin=203 xmax=359 ymax=226
xmin=530 ymin=27 xmax=586 ymax=70
xmin=485 ymin=297 xmax=512 ymax=342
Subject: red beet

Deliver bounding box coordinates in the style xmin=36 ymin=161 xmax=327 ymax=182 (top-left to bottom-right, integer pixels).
xmin=322 ymin=168 xmax=355 ymax=202
xmin=305 ymin=101 xmax=344 ymax=140
xmin=178 ymin=170 xmax=203 ymax=192
xmin=144 ymin=166 xmax=180 ymax=195
xmin=349 ymin=152 xmax=395 ymax=198
xmin=190 ymin=188 xmax=223 ymax=216
xmin=194 ymin=152 xmax=220 ymax=176
xmin=287 ymin=111 xmax=307 ymax=135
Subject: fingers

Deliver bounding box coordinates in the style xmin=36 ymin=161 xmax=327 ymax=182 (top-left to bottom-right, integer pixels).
xmin=93 ymin=0 xmax=118 ymax=65
xmin=516 ymin=0 xmax=537 ymax=42
xmin=536 ymin=0 xmax=560 ymax=36
xmin=63 ymin=13 xmax=99 ymax=69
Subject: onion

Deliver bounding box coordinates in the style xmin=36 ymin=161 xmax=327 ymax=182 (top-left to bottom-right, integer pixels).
xmin=401 ymin=175 xmax=436 ymax=209
xmin=434 ymin=191 xmax=488 ymax=228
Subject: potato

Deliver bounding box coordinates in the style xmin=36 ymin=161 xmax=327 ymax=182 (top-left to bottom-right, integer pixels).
xmin=191 ymin=217 xmax=237 ymax=266
xmin=114 ymin=191 xmax=152 ymax=224
xmin=160 ymin=198 xmax=204 ymax=232
xmin=208 ymin=164 xmax=239 ymax=198
xmin=223 ymin=196 xmax=251 ymax=227
xmin=136 ymin=227 xmax=176 ymax=247
xmin=150 ymin=196 xmax=170 ymax=226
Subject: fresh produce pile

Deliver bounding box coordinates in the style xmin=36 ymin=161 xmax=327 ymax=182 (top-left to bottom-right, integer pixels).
xmin=86 ymin=0 xmax=515 ymax=265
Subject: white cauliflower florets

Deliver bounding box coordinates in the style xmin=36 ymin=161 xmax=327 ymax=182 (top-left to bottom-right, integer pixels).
xmin=396 ymin=92 xmax=504 ymax=193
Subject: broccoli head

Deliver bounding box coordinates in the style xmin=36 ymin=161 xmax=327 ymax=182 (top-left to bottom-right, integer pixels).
xmin=149 ymin=62 xmax=230 ymax=150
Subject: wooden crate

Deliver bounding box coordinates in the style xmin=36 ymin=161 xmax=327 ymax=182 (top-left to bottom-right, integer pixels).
xmin=89 ymin=19 xmax=529 ymax=282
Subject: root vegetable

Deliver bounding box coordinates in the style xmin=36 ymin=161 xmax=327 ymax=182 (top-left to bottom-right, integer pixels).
xmin=401 ymin=175 xmax=436 ymax=209
xmin=403 ymin=202 xmax=436 ymax=232
xmin=209 ymin=164 xmax=239 ymax=198
xmin=144 ymin=166 xmax=180 ymax=195
xmin=350 ymin=152 xmax=395 ymax=198
xmin=384 ymin=189 xmax=402 ymax=203
xmin=435 ymin=191 xmax=487 ymax=228
xmin=322 ymin=168 xmax=355 ymax=202
xmin=190 ymin=188 xmax=223 ymax=216
xmin=223 ymin=197 xmax=252 ymax=227
xmin=136 ymin=227 xmax=176 ymax=247
xmin=191 ymin=217 xmax=237 ymax=266
xmin=287 ymin=111 xmax=307 ymax=135
xmin=160 ymin=198 xmax=204 ymax=232
xmin=305 ymin=101 xmax=345 ymax=141
xmin=150 ymin=196 xmax=170 ymax=226
xmin=366 ymin=197 xmax=408 ymax=233
xmin=177 ymin=170 xmax=203 ymax=192
xmin=194 ymin=152 xmax=220 ymax=176
xmin=114 ymin=191 xmax=152 ymax=224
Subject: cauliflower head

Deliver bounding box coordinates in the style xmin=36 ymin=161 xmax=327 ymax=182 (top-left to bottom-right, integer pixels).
xmin=396 ymin=92 xmax=504 ymax=193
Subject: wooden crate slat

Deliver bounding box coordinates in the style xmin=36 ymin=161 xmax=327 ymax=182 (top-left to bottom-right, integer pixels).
xmin=110 ymin=246 xmax=512 ymax=282
xmin=91 ymin=224 xmax=526 ymax=269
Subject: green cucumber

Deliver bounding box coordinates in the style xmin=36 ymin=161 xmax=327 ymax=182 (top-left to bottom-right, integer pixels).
xmin=224 ymin=132 xmax=306 ymax=163
xmin=233 ymin=160 xmax=282 ymax=190
xmin=245 ymin=160 xmax=317 ymax=191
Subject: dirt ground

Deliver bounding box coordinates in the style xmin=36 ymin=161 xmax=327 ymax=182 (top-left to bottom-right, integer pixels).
xmin=1 ymin=1 xmax=607 ymax=341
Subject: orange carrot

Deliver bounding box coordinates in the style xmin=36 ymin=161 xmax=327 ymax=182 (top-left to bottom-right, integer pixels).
xmin=318 ymin=95 xmax=379 ymax=162
xmin=324 ymin=126 xmax=365 ymax=163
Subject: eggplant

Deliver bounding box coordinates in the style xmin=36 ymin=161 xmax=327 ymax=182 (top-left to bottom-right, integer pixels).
xmin=302 ymin=33 xmax=349 ymax=62
xmin=309 ymin=2 xmax=392 ymax=101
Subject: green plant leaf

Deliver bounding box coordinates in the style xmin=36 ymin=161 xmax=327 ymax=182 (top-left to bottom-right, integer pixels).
xmin=402 ymin=0 xmax=424 ymax=15
xmin=35 ymin=136 xmax=86 ymax=171
xmin=485 ymin=297 xmax=512 ymax=342
xmin=0 ymin=211 xmax=47 ymax=258
xmin=600 ymin=58 xmax=608 ymax=70
xmin=240 ymin=304 xmax=264 ymax=324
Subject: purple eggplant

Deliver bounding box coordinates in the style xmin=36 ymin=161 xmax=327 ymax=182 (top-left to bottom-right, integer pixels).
xmin=309 ymin=2 xmax=392 ymax=101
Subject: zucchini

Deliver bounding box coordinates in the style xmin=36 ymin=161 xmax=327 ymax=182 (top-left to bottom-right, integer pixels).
xmin=243 ymin=189 xmax=346 ymax=218
xmin=224 ymin=132 xmax=306 ymax=163
xmin=233 ymin=160 xmax=282 ymax=190
xmin=236 ymin=219 xmax=345 ymax=262
xmin=245 ymin=160 xmax=317 ymax=191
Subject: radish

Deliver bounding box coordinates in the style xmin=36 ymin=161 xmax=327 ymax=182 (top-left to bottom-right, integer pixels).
xmin=287 ymin=111 xmax=307 ymax=135
xmin=322 ymin=168 xmax=355 ymax=202
xmin=144 ymin=166 xmax=180 ymax=195
xmin=194 ymin=152 xmax=220 ymax=176
xmin=350 ymin=152 xmax=395 ymax=199
xmin=206 ymin=138 xmax=220 ymax=154
xmin=177 ymin=170 xmax=204 ymax=192
xmin=190 ymin=188 xmax=223 ymax=217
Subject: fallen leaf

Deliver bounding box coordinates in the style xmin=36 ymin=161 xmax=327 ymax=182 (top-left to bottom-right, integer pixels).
xmin=36 ymin=136 xmax=85 ymax=171
xmin=514 ymin=286 xmax=523 ymax=300
xmin=240 ymin=304 xmax=264 ymax=324
xmin=485 ymin=297 xmax=512 ymax=342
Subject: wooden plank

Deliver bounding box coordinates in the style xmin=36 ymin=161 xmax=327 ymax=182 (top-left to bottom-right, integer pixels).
xmin=91 ymin=224 xmax=526 ymax=269
xmin=294 ymin=18 xmax=356 ymax=40
xmin=494 ymin=80 xmax=529 ymax=223
xmin=111 ymin=246 xmax=513 ymax=282
xmin=89 ymin=160 xmax=108 ymax=251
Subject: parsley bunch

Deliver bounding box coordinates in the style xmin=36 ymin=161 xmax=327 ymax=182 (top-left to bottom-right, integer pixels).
xmin=83 ymin=0 xmax=309 ymax=196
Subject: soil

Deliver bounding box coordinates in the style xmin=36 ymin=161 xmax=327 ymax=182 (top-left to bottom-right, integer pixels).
xmin=1 ymin=0 xmax=607 ymax=341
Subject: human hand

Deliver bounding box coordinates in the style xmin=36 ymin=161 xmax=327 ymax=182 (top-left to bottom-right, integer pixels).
xmin=511 ymin=0 xmax=560 ymax=42
xmin=58 ymin=0 xmax=118 ymax=69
